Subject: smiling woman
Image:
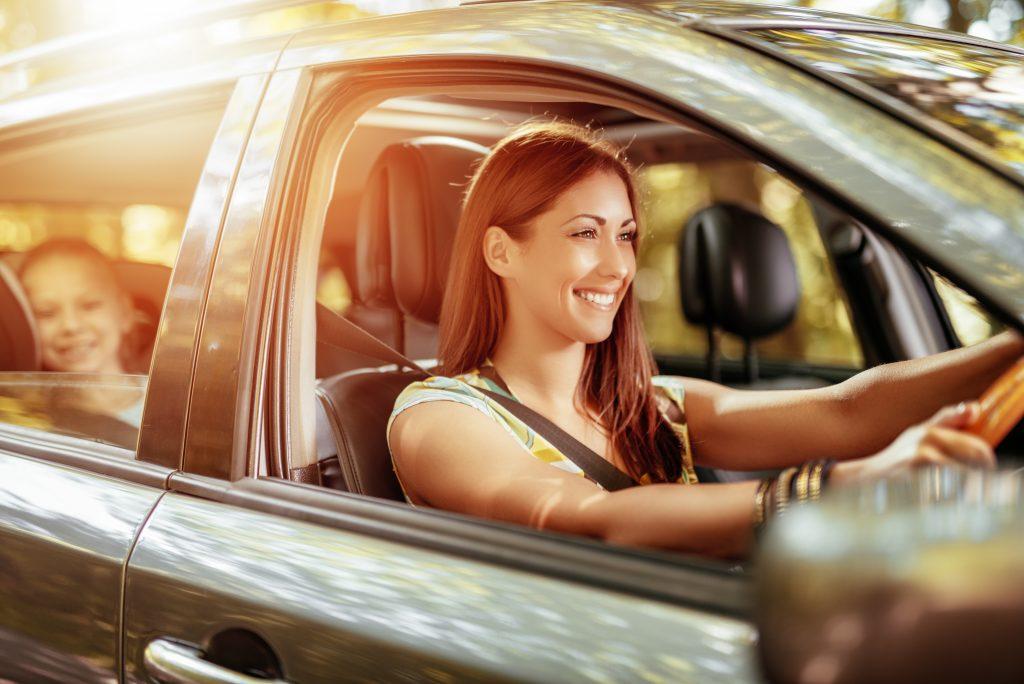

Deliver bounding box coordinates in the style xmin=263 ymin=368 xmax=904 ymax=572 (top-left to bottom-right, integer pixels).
xmin=384 ymin=120 xmax=1019 ymax=559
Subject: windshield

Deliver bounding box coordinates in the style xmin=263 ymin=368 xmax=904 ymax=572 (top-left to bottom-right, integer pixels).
xmin=746 ymin=29 xmax=1024 ymax=173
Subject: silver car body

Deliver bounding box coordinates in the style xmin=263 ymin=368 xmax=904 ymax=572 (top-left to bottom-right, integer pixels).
xmin=1 ymin=1 xmax=1023 ymax=681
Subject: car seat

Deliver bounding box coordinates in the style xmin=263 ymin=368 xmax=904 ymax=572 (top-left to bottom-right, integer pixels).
xmin=679 ymin=202 xmax=830 ymax=390
xmin=315 ymin=136 xmax=488 ymax=498
xmin=0 ymin=260 xmax=40 ymax=371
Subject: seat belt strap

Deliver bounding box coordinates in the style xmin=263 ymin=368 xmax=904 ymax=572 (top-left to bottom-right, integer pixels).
xmin=315 ymin=304 xmax=639 ymax=491
xmin=475 ymin=387 xmax=638 ymax=491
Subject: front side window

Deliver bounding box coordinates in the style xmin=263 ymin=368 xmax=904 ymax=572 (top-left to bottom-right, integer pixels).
xmin=0 ymin=99 xmax=227 ymax=451
xmin=746 ymin=29 xmax=1024 ymax=173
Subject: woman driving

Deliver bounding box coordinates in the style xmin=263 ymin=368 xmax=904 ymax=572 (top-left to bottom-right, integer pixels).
xmin=386 ymin=121 xmax=1024 ymax=559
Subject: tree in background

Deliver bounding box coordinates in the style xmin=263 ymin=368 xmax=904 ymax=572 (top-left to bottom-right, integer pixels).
xmin=778 ymin=0 xmax=1024 ymax=43
xmin=1 ymin=1 xmax=1023 ymax=55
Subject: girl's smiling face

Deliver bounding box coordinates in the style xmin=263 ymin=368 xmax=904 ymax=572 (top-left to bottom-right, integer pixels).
xmin=21 ymin=253 xmax=132 ymax=374
xmin=488 ymin=169 xmax=638 ymax=345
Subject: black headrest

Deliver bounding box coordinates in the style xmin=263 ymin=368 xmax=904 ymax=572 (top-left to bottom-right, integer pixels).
xmin=355 ymin=136 xmax=488 ymax=323
xmin=0 ymin=260 xmax=40 ymax=371
xmin=679 ymin=203 xmax=799 ymax=339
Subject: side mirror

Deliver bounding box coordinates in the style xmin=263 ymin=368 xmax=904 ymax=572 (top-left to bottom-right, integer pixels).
xmin=755 ymin=467 xmax=1024 ymax=684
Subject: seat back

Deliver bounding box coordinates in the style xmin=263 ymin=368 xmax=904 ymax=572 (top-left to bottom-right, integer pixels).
xmin=315 ymin=136 xmax=486 ymax=498
xmin=679 ymin=203 xmax=800 ymax=339
xmin=678 ymin=202 xmax=801 ymax=383
xmin=0 ymin=260 xmax=40 ymax=372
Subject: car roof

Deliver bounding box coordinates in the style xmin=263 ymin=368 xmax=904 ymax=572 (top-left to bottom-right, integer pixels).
xmin=1 ymin=0 xmax=1019 ymax=116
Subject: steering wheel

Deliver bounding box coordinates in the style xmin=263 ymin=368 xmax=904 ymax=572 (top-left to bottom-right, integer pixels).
xmin=968 ymin=356 xmax=1024 ymax=447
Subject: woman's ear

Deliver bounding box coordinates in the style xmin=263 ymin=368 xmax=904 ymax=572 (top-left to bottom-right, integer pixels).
xmin=482 ymin=226 xmax=516 ymax=277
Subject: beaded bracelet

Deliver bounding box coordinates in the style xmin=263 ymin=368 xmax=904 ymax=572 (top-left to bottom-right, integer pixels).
xmin=753 ymin=459 xmax=836 ymax=536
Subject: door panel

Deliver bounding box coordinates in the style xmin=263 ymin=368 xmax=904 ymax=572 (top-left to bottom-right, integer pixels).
xmin=124 ymin=492 xmax=757 ymax=682
xmin=0 ymin=451 xmax=162 ymax=682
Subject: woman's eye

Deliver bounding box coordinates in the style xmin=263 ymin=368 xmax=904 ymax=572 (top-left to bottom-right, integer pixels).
xmin=82 ymin=300 xmax=102 ymax=311
xmin=573 ymin=228 xmax=598 ymax=239
xmin=618 ymin=230 xmax=638 ymax=242
xmin=35 ymin=309 xmax=55 ymax=320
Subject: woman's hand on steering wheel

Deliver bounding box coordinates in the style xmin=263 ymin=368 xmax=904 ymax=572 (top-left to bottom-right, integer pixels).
xmin=833 ymin=402 xmax=996 ymax=485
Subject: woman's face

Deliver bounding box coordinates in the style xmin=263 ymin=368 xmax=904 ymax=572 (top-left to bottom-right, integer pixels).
xmin=21 ymin=254 xmax=132 ymax=373
xmin=497 ymin=170 xmax=637 ymax=345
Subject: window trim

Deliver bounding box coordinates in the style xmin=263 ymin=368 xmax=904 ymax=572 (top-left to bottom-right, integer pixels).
xmin=0 ymin=423 xmax=171 ymax=488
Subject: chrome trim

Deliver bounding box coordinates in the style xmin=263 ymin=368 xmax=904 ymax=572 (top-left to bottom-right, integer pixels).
xmin=184 ymin=69 xmax=307 ymax=480
xmin=140 ymin=74 xmax=272 ymax=470
xmin=0 ymin=423 xmax=172 ymax=488
xmin=144 ymin=638 xmax=286 ymax=684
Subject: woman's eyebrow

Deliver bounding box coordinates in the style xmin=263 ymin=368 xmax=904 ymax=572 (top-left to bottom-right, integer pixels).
xmin=561 ymin=214 xmax=636 ymax=227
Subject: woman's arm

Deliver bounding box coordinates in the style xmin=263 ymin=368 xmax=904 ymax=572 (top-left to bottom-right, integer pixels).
xmin=390 ymin=398 xmax=994 ymax=559
xmin=389 ymin=401 xmax=760 ymax=558
xmin=681 ymin=330 xmax=1024 ymax=470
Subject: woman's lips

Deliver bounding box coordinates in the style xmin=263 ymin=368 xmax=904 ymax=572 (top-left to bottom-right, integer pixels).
xmin=573 ymin=288 xmax=616 ymax=311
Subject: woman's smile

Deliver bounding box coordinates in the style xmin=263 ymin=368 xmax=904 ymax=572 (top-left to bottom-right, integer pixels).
xmin=572 ymin=288 xmax=618 ymax=311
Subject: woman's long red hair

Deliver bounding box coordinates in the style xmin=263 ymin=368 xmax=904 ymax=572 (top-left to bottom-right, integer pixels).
xmin=438 ymin=121 xmax=682 ymax=483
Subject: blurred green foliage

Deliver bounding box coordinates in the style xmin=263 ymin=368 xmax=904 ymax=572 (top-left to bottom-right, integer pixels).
xmin=1 ymin=1 xmax=1024 ymax=57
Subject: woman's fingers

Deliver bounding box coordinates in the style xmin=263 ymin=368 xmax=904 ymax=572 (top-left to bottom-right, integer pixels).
xmin=926 ymin=401 xmax=982 ymax=430
xmin=920 ymin=425 xmax=996 ymax=469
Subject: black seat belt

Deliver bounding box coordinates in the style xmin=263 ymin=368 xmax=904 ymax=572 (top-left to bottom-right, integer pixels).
xmin=316 ymin=305 xmax=638 ymax=491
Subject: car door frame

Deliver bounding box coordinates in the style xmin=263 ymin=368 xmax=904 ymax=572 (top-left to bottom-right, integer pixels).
xmin=217 ymin=3 xmax=1024 ymax=613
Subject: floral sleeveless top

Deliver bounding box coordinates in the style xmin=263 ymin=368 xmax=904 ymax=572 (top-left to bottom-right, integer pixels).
xmin=386 ymin=361 xmax=698 ymax=502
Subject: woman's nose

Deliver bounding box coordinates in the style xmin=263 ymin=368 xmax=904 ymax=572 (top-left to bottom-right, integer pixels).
xmin=598 ymin=234 xmax=632 ymax=279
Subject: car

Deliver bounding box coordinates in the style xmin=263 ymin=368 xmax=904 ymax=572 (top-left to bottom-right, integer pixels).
xmin=1 ymin=0 xmax=1023 ymax=681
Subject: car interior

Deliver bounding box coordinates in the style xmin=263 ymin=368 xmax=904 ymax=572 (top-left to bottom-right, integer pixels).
xmin=0 ymin=102 xmax=225 ymax=377
xmin=306 ymin=92 xmax=884 ymax=498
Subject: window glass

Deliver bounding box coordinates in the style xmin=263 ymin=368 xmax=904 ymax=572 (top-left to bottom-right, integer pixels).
xmin=747 ymin=29 xmax=1024 ymax=173
xmin=930 ymin=269 xmax=1006 ymax=346
xmin=0 ymin=99 xmax=227 ymax=451
xmin=637 ymin=161 xmax=864 ymax=369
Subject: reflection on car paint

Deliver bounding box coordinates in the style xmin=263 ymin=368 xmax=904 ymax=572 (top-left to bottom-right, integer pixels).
xmin=0 ymin=453 xmax=161 ymax=682
xmin=124 ymin=492 xmax=757 ymax=683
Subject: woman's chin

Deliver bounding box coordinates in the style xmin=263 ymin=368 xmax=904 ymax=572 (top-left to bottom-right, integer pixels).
xmin=567 ymin=324 xmax=614 ymax=345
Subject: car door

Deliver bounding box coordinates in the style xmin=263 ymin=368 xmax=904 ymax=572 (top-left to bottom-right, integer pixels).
xmin=0 ymin=70 xmax=263 ymax=680
xmin=119 ymin=48 xmax=758 ymax=684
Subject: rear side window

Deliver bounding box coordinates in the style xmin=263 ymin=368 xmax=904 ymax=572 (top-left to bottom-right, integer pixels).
xmin=0 ymin=97 xmax=228 ymax=451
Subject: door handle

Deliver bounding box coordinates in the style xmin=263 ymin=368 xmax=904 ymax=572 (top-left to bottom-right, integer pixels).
xmin=144 ymin=638 xmax=288 ymax=684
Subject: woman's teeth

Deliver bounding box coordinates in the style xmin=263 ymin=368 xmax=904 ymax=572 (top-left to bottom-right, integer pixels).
xmin=574 ymin=290 xmax=615 ymax=307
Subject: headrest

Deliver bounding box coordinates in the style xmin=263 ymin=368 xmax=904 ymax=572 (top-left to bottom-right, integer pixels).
xmin=678 ymin=203 xmax=800 ymax=339
xmin=0 ymin=260 xmax=40 ymax=371
xmin=355 ymin=136 xmax=488 ymax=322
